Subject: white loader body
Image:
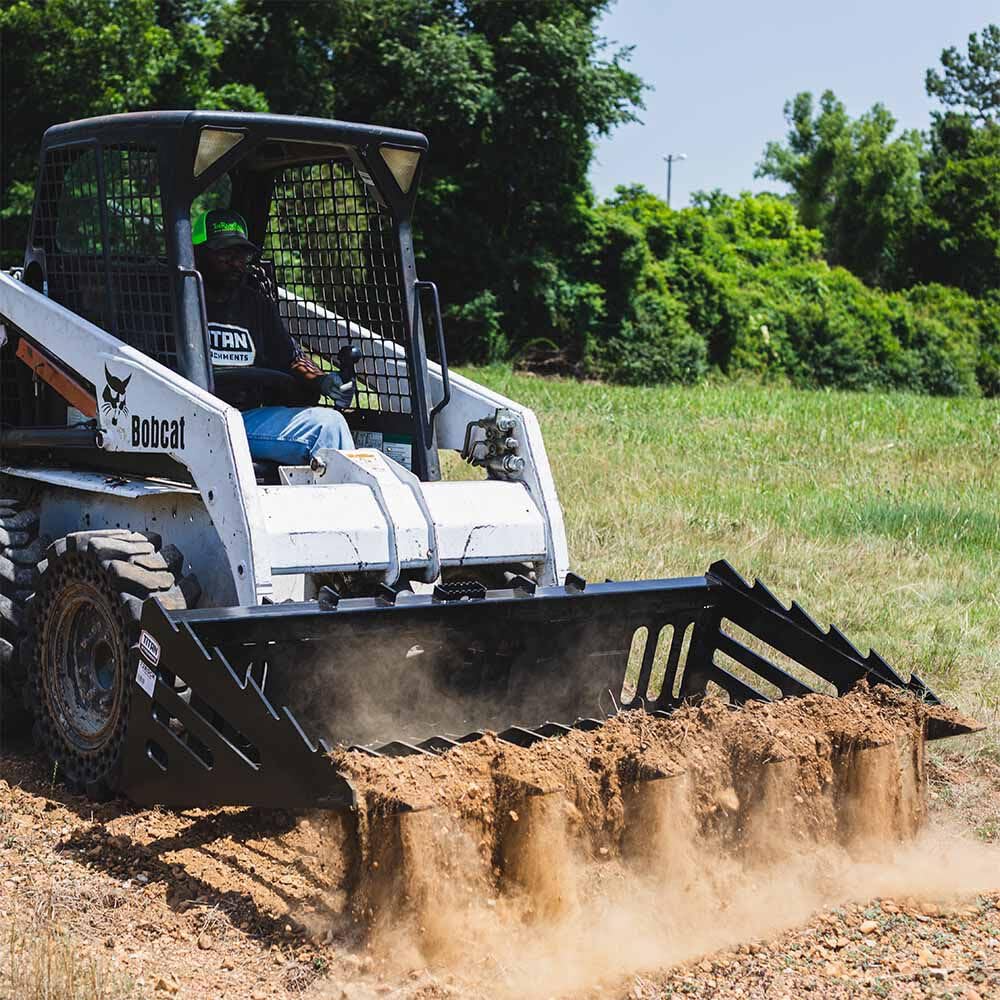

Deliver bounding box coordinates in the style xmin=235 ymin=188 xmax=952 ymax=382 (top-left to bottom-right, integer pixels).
xmin=0 ymin=271 xmax=569 ymax=608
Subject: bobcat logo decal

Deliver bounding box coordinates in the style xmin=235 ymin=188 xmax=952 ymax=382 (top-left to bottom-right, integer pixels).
xmin=102 ymin=366 xmax=131 ymax=426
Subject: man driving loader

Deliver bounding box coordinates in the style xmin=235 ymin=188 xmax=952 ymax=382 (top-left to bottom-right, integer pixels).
xmin=192 ymin=208 xmax=355 ymax=464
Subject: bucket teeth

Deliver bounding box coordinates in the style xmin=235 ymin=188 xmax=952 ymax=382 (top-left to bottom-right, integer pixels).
xmin=787 ymin=600 xmax=824 ymax=637
xmin=534 ymin=722 xmax=572 ymax=738
xmin=826 ymin=623 xmax=863 ymax=661
xmin=750 ymin=579 xmax=786 ymax=613
xmin=707 ymin=559 xmax=749 ymax=589
xmin=496 ymin=769 xmax=563 ymax=799
xmin=625 ymin=760 xmax=678 ymax=783
xmin=371 ymin=741 xmax=434 ymax=758
xmin=497 ymin=726 xmax=548 ymax=748
xmin=924 ymin=704 xmax=984 ymax=741
xmin=418 ymin=735 xmax=461 ymax=753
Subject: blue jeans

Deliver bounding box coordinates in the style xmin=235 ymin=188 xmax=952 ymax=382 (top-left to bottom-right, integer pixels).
xmin=242 ymin=406 xmax=355 ymax=465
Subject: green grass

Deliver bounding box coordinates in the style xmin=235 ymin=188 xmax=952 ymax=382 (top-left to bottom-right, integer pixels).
xmin=453 ymin=367 xmax=1000 ymax=752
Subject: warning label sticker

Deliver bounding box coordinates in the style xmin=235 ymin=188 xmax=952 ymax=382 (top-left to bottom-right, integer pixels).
xmin=384 ymin=435 xmax=412 ymax=471
xmin=135 ymin=660 xmax=157 ymax=698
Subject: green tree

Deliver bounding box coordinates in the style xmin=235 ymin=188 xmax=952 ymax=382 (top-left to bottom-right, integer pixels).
xmin=914 ymin=29 xmax=1000 ymax=294
xmin=214 ymin=0 xmax=644 ymax=361
xmin=925 ymin=24 xmax=1000 ymax=123
xmin=0 ymin=0 xmax=266 ymax=263
xmin=913 ymin=113 xmax=1000 ymax=295
xmin=756 ymin=91 xmax=922 ymax=287
xmin=756 ymin=91 xmax=848 ymax=231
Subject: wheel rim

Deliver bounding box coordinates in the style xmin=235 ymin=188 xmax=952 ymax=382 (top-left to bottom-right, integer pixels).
xmin=45 ymin=580 xmax=125 ymax=751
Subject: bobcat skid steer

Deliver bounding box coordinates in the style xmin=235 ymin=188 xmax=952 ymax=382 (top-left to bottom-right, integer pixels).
xmin=0 ymin=112 xmax=973 ymax=809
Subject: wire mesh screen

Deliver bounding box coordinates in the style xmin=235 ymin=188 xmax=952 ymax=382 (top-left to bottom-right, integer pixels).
xmin=32 ymin=143 xmax=178 ymax=370
xmin=264 ymin=160 xmax=413 ymax=421
xmin=34 ymin=145 xmax=110 ymax=332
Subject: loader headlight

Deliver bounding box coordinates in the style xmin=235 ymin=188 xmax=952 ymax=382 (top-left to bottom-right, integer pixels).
xmin=379 ymin=146 xmax=421 ymax=194
xmin=194 ymin=128 xmax=247 ymax=178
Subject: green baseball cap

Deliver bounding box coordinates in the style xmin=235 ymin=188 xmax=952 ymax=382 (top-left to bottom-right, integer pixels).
xmin=192 ymin=209 xmax=261 ymax=254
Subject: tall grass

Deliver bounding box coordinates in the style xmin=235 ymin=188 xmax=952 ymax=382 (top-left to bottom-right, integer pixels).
xmin=0 ymin=904 xmax=133 ymax=999
xmin=455 ymin=368 xmax=1000 ymax=750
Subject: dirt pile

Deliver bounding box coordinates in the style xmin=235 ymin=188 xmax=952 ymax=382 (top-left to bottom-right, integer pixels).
xmin=315 ymin=686 xmax=996 ymax=998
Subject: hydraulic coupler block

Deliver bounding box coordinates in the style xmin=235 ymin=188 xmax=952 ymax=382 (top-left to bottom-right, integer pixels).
xmin=461 ymin=407 xmax=526 ymax=479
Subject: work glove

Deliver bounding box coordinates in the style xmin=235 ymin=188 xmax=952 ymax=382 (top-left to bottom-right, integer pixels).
xmin=317 ymin=370 xmax=354 ymax=409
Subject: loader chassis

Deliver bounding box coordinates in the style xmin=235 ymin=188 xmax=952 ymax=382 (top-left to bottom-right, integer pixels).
xmin=0 ymin=111 xmax=969 ymax=807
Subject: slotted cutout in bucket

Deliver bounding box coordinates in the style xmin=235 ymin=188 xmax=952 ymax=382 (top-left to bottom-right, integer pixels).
xmin=620 ymin=626 xmax=649 ymax=705
xmin=714 ymin=649 xmax=783 ymax=702
xmin=669 ymin=622 xmax=695 ymax=701
xmin=720 ymin=618 xmax=837 ymax=697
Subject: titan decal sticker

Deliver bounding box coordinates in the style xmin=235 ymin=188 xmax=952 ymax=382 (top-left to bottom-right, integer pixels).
xmin=138 ymin=629 xmax=161 ymax=667
xmin=208 ymin=322 xmax=256 ymax=367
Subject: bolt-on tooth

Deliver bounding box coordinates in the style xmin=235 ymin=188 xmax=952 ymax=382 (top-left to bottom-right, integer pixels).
xmin=498 ymin=726 xmax=546 ymax=748
xmin=373 ymin=740 xmax=432 ymax=757
xmin=317 ymin=584 xmax=340 ymax=608
xmin=787 ymin=600 xmax=824 ymax=637
xmin=496 ymin=768 xmax=563 ymax=799
xmin=925 ymin=705 xmax=984 ymax=741
xmin=534 ymin=722 xmax=572 ymax=738
xmin=826 ymin=624 xmax=863 ymax=661
xmin=750 ymin=579 xmax=786 ymax=613
xmin=707 ymin=559 xmax=749 ymax=590
xmin=627 ymin=761 xmax=678 ymax=783
xmin=418 ymin=735 xmax=460 ymax=753
xmin=507 ymin=573 xmax=537 ymax=595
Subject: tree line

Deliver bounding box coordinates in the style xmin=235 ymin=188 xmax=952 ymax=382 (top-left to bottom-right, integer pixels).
xmin=1 ymin=1 xmax=997 ymax=395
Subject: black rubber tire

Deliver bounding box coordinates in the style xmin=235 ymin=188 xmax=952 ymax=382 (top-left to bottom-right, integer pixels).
xmin=0 ymin=497 xmax=42 ymax=738
xmin=22 ymin=529 xmax=200 ymax=799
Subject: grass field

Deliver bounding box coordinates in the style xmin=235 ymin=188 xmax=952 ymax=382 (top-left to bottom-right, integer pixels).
xmin=452 ymin=368 xmax=1000 ymax=753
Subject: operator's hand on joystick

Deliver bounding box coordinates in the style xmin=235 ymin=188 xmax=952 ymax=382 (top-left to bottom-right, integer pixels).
xmin=317 ymin=370 xmax=354 ymax=409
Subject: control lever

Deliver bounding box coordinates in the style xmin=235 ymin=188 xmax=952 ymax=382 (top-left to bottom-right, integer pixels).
xmin=337 ymin=345 xmax=362 ymax=396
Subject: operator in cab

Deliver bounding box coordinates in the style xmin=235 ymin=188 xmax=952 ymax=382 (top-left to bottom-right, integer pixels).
xmin=192 ymin=208 xmax=355 ymax=464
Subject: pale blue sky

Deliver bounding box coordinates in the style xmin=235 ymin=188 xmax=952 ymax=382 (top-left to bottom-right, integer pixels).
xmin=590 ymin=1 xmax=999 ymax=206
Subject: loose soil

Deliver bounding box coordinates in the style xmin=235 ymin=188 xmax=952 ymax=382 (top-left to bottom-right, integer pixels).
xmin=1 ymin=686 xmax=998 ymax=999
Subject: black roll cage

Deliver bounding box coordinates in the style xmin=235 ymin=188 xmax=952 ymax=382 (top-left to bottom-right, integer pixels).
xmin=25 ymin=111 xmax=445 ymax=480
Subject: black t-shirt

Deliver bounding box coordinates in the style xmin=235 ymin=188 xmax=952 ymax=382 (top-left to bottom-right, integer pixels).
xmin=205 ymin=281 xmax=295 ymax=373
xmin=205 ymin=282 xmax=318 ymax=409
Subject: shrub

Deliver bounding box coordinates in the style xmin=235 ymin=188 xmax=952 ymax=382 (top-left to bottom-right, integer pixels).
xmin=588 ymin=186 xmax=993 ymax=396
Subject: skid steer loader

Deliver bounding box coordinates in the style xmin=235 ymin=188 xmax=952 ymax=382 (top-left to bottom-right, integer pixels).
xmin=0 ymin=111 xmax=974 ymax=811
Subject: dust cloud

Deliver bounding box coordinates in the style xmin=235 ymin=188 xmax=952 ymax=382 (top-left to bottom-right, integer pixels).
xmin=314 ymin=687 xmax=998 ymax=999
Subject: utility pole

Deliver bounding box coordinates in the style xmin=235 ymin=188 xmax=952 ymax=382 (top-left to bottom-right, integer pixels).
xmin=663 ymin=152 xmax=687 ymax=208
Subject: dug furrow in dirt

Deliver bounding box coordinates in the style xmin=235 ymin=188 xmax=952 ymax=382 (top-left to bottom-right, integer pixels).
xmin=1 ymin=685 xmax=998 ymax=999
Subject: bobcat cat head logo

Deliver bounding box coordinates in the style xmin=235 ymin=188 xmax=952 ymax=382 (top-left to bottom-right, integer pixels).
xmin=102 ymin=366 xmax=131 ymax=426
